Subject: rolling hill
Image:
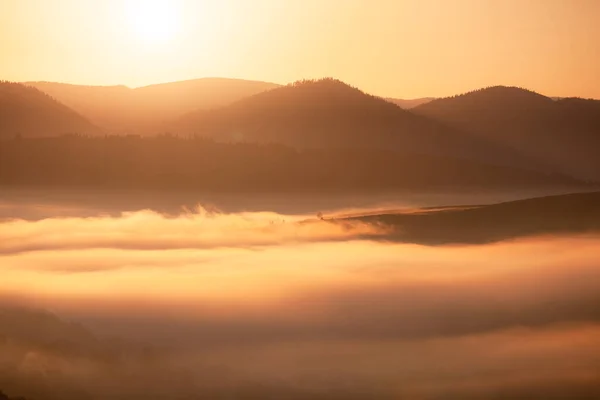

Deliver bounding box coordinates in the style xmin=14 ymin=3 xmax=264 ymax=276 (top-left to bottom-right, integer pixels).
xmin=172 ymin=79 xmax=537 ymax=168
xmin=0 ymin=82 xmax=98 ymax=139
xmin=27 ymin=78 xmax=280 ymax=133
xmin=13 ymin=79 xmax=599 ymax=183
xmin=413 ymin=86 xmax=600 ymax=181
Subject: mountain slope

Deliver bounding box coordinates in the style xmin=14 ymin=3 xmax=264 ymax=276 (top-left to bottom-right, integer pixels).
xmin=0 ymin=82 xmax=98 ymax=139
xmin=134 ymin=77 xmax=280 ymax=118
xmin=339 ymin=190 xmax=600 ymax=244
xmin=173 ymin=79 xmax=533 ymax=167
xmin=413 ymin=86 xmax=600 ymax=181
xmin=0 ymin=303 xmax=179 ymax=400
xmin=27 ymin=78 xmax=280 ymax=133
xmin=24 ymin=82 xmax=134 ymax=132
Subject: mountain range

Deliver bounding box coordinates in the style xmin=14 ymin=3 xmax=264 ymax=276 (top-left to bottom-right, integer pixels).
xmin=173 ymin=79 xmax=521 ymax=165
xmin=26 ymin=78 xmax=280 ymax=133
xmin=413 ymin=86 xmax=600 ymax=181
xmin=1 ymin=77 xmax=599 ymax=184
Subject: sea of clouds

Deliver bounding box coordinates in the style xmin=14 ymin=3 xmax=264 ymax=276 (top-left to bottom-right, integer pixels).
xmin=1 ymin=208 xmax=599 ymax=399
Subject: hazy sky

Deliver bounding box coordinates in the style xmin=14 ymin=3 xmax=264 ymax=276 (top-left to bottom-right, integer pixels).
xmin=1 ymin=0 xmax=599 ymax=98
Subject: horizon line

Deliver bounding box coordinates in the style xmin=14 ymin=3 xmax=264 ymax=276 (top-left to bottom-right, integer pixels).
xmin=12 ymin=76 xmax=599 ymax=101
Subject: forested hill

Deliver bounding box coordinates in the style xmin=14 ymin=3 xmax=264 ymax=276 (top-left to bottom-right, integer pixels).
xmin=173 ymin=79 xmax=532 ymax=168
xmin=413 ymin=86 xmax=600 ymax=181
xmin=0 ymin=135 xmax=581 ymax=192
xmin=0 ymin=82 xmax=98 ymax=139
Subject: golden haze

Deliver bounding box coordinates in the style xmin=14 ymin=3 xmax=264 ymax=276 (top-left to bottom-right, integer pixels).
xmin=1 ymin=0 xmax=599 ymax=98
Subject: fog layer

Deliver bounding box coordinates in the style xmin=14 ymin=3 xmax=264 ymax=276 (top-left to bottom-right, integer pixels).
xmin=1 ymin=208 xmax=599 ymax=399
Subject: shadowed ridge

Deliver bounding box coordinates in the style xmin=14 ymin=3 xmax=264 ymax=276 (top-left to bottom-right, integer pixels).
xmin=554 ymin=96 xmax=600 ymax=118
xmin=202 ymin=78 xmax=408 ymax=115
xmin=0 ymin=304 xmax=100 ymax=400
xmin=432 ymin=85 xmax=550 ymax=100
xmin=413 ymin=86 xmax=600 ymax=181
xmin=0 ymin=303 xmax=101 ymax=356
xmin=173 ymin=78 xmax=533 ymax=167
xmin=0 ymin=82 xmax=99 ymax=139
xmin=338 ymin=191 xmax=600 ymax=244
xmin=414 ymin=85 xmax=553 ymax=117
xmin=0 ymin=303 xmax=164 ymax=400
xmin=219 ymin=78 xmax=421 ymax=126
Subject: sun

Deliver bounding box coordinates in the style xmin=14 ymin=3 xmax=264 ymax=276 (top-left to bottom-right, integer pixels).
xmin=126 ymin=0 xmax=181 ymax=45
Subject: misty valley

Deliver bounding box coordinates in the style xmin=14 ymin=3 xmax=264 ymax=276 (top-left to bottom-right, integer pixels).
xmin=2 ymin=8 xmax=600 ymax=397
xmin=2 ymin=187 xmax=600 ymax=399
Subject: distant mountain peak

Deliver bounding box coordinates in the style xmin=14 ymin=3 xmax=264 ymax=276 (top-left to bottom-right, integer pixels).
xmin=413 ymin=85 xmax=554 ymax=116
xmin=274 ymin=78 xmax=368 ymax=99
xmin=289 ymin=77 xmax=356 ymax=89
xmin=443 ymin=85 xmax=551 ymax=103
xmin=226 ymin=77 xmax=398 ymax=112
xmin=412 ymin=84 xmax=600 ymax=181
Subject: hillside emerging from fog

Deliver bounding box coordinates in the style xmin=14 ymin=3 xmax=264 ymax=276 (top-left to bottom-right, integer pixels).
xmin=0 ymin=304 xmax=178 ymax=400
xmin=0 ymin=82 xmax=97 ymax=139
xmin=340 ymin=191 xmax=600 ymax=244
xmin=0 ymin=305 xmax=97 ymax=400
xmin=414 ymin=86 xmax=600 ymax=181
xmin=26 ymin=78 xmax=280 ymax=133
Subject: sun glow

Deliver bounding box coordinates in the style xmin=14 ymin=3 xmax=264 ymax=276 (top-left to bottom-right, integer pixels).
xmin=126 ymin=0 xmax=181 ymax=45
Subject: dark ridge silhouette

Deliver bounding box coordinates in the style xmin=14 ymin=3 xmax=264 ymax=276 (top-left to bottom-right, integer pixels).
xmin=0 ymin=135 xmax=581 ymax=192
xmin=0 ymin=82 xmax=98 ymax=139
xmin=0 ymin=304 xmax=170 ymax=400
xmin=0 ymin=304 xmax=102 ymax=358
xmin=338 ymin=191 xmax=600 ymax=244
xmin=413 ymin=86 xmax=600 ymax=181
xmin=385 ymin=97 xmax=435 ymax=109
xmin=26 ymin=78 xmax=280 ymax=133
xmin=0 ymin=390 xmax=27 ymax=400
xmin=173 ymin=79 xmax=535 ymax=168
xmin=0 ymin=305 xmax=95 ymax=400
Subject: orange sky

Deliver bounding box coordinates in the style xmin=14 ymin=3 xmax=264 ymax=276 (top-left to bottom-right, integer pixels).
xmin=1 ymin=0 xmax=599 ymax=98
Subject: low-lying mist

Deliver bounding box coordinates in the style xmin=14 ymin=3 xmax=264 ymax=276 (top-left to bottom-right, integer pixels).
xmin=1 ymin=207 xmax=600 ymax=399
